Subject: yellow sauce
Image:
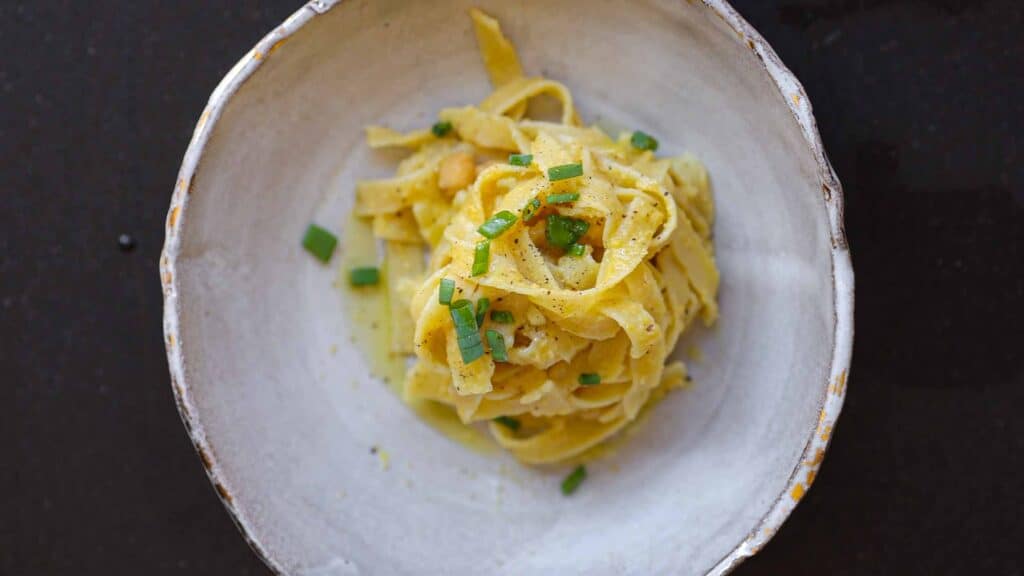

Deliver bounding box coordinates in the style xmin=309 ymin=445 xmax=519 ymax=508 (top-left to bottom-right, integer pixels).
xmin=339 ymin=214 xmax=496 ymax=454
xmin=687 ymin=344 xmax=705 ymax=363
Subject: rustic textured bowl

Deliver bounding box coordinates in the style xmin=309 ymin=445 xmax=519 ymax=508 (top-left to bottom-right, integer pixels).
xmin=161 ymin=1 xmax=853 ymax=574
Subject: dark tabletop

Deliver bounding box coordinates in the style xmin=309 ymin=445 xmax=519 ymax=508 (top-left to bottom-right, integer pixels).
xmin=3 ymin=1 xmax=1022 ymax=574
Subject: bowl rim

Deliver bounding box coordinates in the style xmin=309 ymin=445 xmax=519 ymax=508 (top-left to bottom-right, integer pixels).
xmin=159 ymin=1 xmax=854 ymax=574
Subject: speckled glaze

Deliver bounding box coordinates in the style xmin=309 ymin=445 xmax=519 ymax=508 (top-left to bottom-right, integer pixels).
xmin=161 ymin=1 xmax=853 ymax=574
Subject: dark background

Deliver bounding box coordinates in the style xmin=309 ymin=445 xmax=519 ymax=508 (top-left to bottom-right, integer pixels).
xmin=2 ymin=0 xmax=1021 ymax=574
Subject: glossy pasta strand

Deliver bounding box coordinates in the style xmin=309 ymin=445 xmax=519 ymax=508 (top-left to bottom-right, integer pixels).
xmin=353 ymin=9 xmax=720 ymax=464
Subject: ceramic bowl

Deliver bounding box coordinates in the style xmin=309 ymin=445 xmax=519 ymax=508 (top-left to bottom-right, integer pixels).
xmin=161 ymin=1 xmax=853 ymax=574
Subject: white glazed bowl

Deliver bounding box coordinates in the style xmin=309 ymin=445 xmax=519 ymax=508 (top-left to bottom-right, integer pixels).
xmin=161 ymin=1 xmax=853 ymax=574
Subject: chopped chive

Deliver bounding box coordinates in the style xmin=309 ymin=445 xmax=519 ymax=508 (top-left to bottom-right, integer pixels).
xmin=630 ymin=130 xmax=659 ymax=152
xmin=450 ymin=299 xmax=472 ymax=312
xmin=478 ymin=210 xmax=518 ymax=239
xmin=450 ymin=300 xmax=484 ymax=363
xmin=561 ymin=465 xmax=587 ymax=495
xmin=486 ymin=329 xmax=508 ymax=362
xmin=472 ymin=240 xmax=490 ymax=277
xmin=545 ymin=214 xmax=590 ymax=249
xmin=578 ymin=373 xmax=601 ymax=386
xmin=546 ymin=192 xmax=580 ymax=204
xmin=301 ymin=224 xmax=337 ymax=263
xmin=493 ymin=415 xmax=521 ymax=431
xmin=547 ymin=163 xmax=584 ymax=181
xmin=475 ymin=298 xmax=491 ymax=327
xmin=432 ymin=121 xmax=453 ymax=137
xmin=522 ymin=197 xmax=542 ymax=222
xmin=567 ymin=243 xmax=586 ymax=257
xmin=349 ymin=267 xmax=380 ymax=287
xmin=509 ymin=153 xmax=533 ymax=167
xmin=490 ymin=310 xmax=515 ymax=324
xmin=438 ymin=278 xmax=455 ymax=305
xmin=457 ymin=339 xmax=484 ymax=363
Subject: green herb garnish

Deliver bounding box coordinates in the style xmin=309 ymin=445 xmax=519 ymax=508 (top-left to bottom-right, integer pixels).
xmin=561 ymin=465 xmax=587 ymax=495
xmin=486 ymin=329 xmax=508 ymax=362
xmin=546 ymin=192 xmax=580 ymax=204
xmin=578 ymin=373 xmax=601 ymax=386
xmin=438 ymin=278 xmax=455 ymax=305
xmin=494 ymin=416 xmax=521 ymax=431
xmin=567 ymin=243 xmax=586 ymax=257
xmin=348 ymin=266 xmax=380 ymax=286
xmin=472 ymin=240 xmax=491 ymax=277
xmin=302 ymin=224 xmax=338 ymax=263
xmin=509 ymin=153 xmax=533 ymax=167
xmin=490 ymin=310 xmax=515 ymax=324
xmin=478 ymin=210 xmax=518 ymax=239
xmin=432 ymin=121 xmax=453 ymax=137
xmin=475 ymin=298 xmax=491 ymax=327
xmin=630 ymin=130 xmax=659 ymax=151
xmin=449 ymin=300 xmax=484 ymax=363
xmin=547 ymin=163 xmax=584 ymax=181
xmin=545 ymin=214 xmax=590 ymax=249
xmin=522 ymin=197 xmax=542 ymax=222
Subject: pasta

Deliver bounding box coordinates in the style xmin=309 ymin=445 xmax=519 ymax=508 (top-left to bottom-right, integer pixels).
xmin=353 ymin=9 xmax=719 ymax=464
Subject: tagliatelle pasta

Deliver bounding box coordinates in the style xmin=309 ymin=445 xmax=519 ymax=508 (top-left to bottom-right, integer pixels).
xmin=353 ymin=8 xmax=719 ymax=464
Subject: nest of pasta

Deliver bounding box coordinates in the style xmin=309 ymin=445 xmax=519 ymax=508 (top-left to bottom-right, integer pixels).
xmin=353 ymin=9 xmax=719 ymax=464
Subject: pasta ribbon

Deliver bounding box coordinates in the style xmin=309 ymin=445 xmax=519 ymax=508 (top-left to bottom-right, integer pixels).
xmin=352 ymin=10 xmax=719 ymax=464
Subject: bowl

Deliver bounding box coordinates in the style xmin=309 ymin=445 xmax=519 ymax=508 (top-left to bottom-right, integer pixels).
xmin=160 ymin=1 xmax=853 ymax=574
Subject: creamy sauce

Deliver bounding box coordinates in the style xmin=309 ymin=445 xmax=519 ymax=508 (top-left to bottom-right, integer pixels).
xmin=339 ymin=214 xmax=496 ymax=454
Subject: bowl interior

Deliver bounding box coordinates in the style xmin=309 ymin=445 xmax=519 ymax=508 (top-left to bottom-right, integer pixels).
xmin=171 ymin=1 xmax=838 ymax=574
